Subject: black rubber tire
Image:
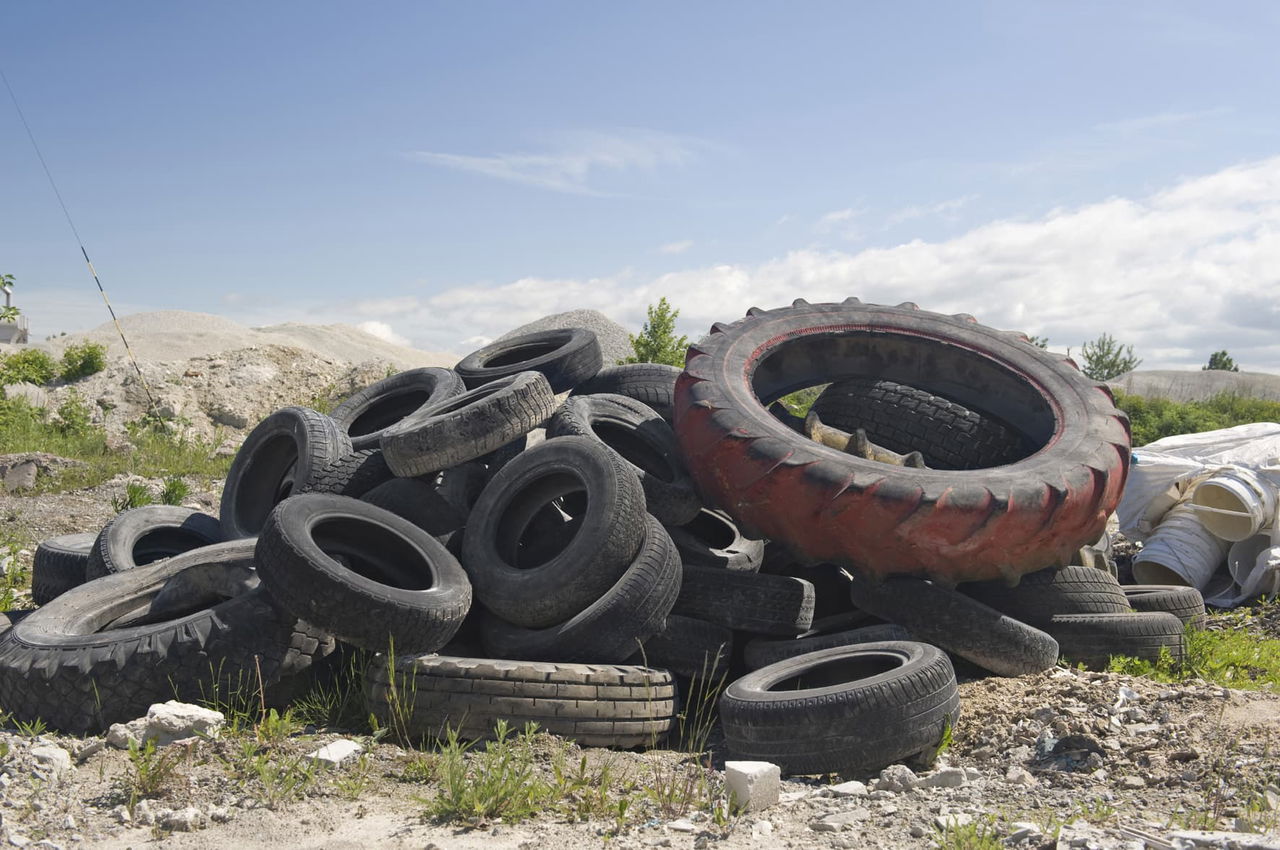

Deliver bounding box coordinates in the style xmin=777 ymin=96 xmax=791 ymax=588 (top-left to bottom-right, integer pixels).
xmin=673 ymin=566 xmax=815 ymax=636
xmin=960 ymin=565 xmax=1130 ymax=629
xmin=0 ymin=540 xmax=330 ymax=734
xmin=848 ymin=573 xmax=1059 ymax=677
xmin=719 ymin=641 xmax=961 ymax=775
xmin=330 ymin=367 xmax=466 ymax=452
xmin=381 ymin=372 xmax=556 ymax=478
xmin=298 ymin=449 xmax=396 ymax=499
xmin=461 ymin=435 xmax=647 ymax=628
xmin=665 ymin=508 xmax=764 ymax=573
xmin=811 ymin=377 xmax=1025 ymax=470
xmin=743 ymin=622 xmax=912 ymax=671
xmin=455 ymin=328 xmax=602 ymax=393
xmin=1049 ymin=611 xmax=1187 ymax=670
xmin=633 ymin=615 xmax=734 ymax=681
xmin=360 ymin=478 xmax=467 ymax=537
xmin=365 ymin=655 xmax=674 ymax=748
xmin=1123 ymin=585 xmax=1207 ymax=630
xmin=256 ymin=494 xmax=472 ymax=655
xmin=85 ymin=506 xmax=224 ymax=580
xmin=31 ymin=533 xmax=95 ymax=605
xmin=547 ymin=393 xmax=701 ymax=526
xmin=479 ymin=515 xmax=681 ymax=664
xmin=571 ymin=364 xmax=682 ymax=423
xmin=220 ymin=406 xmax=352 ymax=539
xmin=0 ymin=610 xmax=33 ymax=636
xmin=673 ymin=299 xmax=1131 ymax=582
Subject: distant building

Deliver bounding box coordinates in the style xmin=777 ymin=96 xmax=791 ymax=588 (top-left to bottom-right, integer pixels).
xmin=0 ymin=283 xmax=28 ymax=345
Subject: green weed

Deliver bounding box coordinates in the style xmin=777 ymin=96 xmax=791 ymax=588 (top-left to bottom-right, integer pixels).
xmin=426 ymin=720 xmax=549 ymax=825
xmin=14 ymin=716 xmax=47 ymax=738
xmin=291 ymin=649 xmax=371 ymax=731
xmin=933 ymin=813 xmax=1003 ymax=849
xmin=158 ymin=475 xmax=190 ymax=506
xmin=332 ymin=753 xmax=373 ymax=800
xmin=124 ymin=739 xmax=188 ymax=812
xmin=110 ymin=481 xmax=154 ymax=512
xmin=1106 ymin=619 xmax=1280 ymax=690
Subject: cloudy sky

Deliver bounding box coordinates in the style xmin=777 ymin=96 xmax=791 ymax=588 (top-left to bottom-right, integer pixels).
xmin=3 ymin=2 xmax=1279 ymax=369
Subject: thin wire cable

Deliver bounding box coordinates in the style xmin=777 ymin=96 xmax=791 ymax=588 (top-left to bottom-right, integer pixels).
xmin=1 ymin=65 xmax=158 ymax=413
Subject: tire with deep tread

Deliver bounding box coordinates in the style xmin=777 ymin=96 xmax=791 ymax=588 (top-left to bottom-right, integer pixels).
xmin=462 ymin=436 xmax=647 ymax=628
xmin=743 ymin=622 xmax=912 ymax=671
xmin=0 ymin=539 xmax=330 ymax=733
xmin=455 ymin=329 xmax=603 ymax=393
xmin=666 ymin=508 xmax=764 ymax=573
xmin=547 ymin=393 xmax=701 ymax=525
xmin=633 ymin=615 xmax=733 ymax=680
xmin=381 ymin=372 xmax=556 ymax=478
xmin=480 ymin=515 xmax=681 ymax=664
xmin=719 ymin=641 xmax=961 ymax=775
xmin=31 ymin=533 xmax=95 ymax=605
xmin=0 ymin=610 xmax=32 ymax=636
xmin=365 ymin=655 xmax=674 ymax=748
xmin=811 ymin=377 xmax=1025 ymax=469
xmin=331 ymin=367 xmax=466 ymax=452
xmin=221 ymin=406 xmax=352 ymax=539
xmin=960 ymin=565 xmax=1130 ymax=629
xmin=673 ymin=299 xmax=1131 ymax=581
xmin=256 ymin=494 xmax=472 ymax=654
xmin=571 ymin=363 xmax=682 ymax=423
xmin=1049 ymin=611 xmax=1187 ymax=670
xmin=848 ymin=573 xmax=1059 ymax=677
xmin=673 ymin=566 xmax=814 ymax=636
xmin=298 ymin=449 xmax=396 ymax=499
xmin=86 ymin=506 xmax=224 ymax=580
xmin=1122 ymin=585 xmax=1207 ymax=629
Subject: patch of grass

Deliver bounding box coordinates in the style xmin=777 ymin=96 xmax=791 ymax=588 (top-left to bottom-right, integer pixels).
xmin=255 ymin=707 xmax=301 ymax=749
xmin=933 ymin=813 xmax=1003 ymax=849
xmin=547 ymin=740 xmax=634 ymax=823
xmin=124 ymin=739 xmax=188 ymax=812
xmin=110 ymin=481 xmax=154 ymax=512
xmin=1106 ymin=618 xmax=1280 ymax=690
xmin=1115 ymin=389 xmax=1280 ymax=447
xmin=158 ymin=475 xmax=190 ymax=506
xmin=426 ymin=720 xmax=550 ymax=825
xmin=246 ymin=752 xmax=321 ymax=810
xmin=331 ymin=753 xmax=373 ymax=800
xmin=291 ymin=649 xmax=372 ymax=732
xmin=776 ymin=383 xmax=828 ymax=417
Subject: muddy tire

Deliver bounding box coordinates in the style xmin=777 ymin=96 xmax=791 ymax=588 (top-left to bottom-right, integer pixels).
xmin=1122 ymin=585 xmax=1207 ymax=629
xmin=365 ymin=655 xmax=673 ymax=748
xmin=455 ymin=329 xmax=603 ymax=393
xmin=673 ymin=299 xmax=1130 ymax=581
xmin=960 ymin=565 xmax=1130 ymax=629
xmin=331 ymin=367 xmax=466 ymax=451
xmin=666 ymin=508 xmax=764 ymax=573
xmin=31 ymin=533 xmax=95 ymax=605
xmin=1049 ymin=611 xmax=1186 ymax=670
xmin=571 ymin=363 xmax=682 ymax=423
xmin=673 ymin=566 xmax=814 ymax=636
xmin=719 ymin=641 xmax=960 ymax=775
xmin=86 ymin=506 xmax=224 ymax=580
xmin=221 ymin=407 xmax=352 ymax=539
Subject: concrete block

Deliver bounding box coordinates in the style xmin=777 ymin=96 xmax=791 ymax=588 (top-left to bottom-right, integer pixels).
xmin=725 ymin=760 xmax=780 ymax=813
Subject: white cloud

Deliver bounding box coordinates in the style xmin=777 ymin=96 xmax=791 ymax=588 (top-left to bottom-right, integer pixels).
xmin=885 ymin=194 xmax=978 ymax=227
xmin=411 ymin=130 xmax=700 ymax=195
xmin=659 ymin=240 xmax=694 ymax=255
xmin=815 ymin=207 xmax=865 ymax=242
xmin=355 ymin=320 xmax=411 ymax=347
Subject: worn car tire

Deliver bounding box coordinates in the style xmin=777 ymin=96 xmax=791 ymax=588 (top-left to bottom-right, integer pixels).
xmin=479 ymin=515 xmax=681 ymax=664
xmin=849 ymin=573 xmax=1059 ymax=676
xmin=0 ymin=540 xmax=330 ymax=733
xmin=547 ymin=393 xmax=701 ymax=525
xmin=331 ymin=367 xmax=466 ymax=451
xmin=960 ymin=565 xmax=1130 ymax=629
xmin=298 ymin=449 xmax=396 ymax=499
xmin=86 ymin=506 xmax=224 ymax=580
xmin=673 ymin=566 xmax=814 ymax=636
xmin=31 ymin=533 xmax=95 ymax=605
xmin=455 ymin=329 xmax=603 ymax=393
xmin=666 ymin=508 xmax=764 ymax=573
xmin=811 ymin=377 xmax=1025 ymax=470
xmin=673 ymin=299 xmax=1131 ymax=581
xmin=1122 ymin=585 xmax=1207 ymax=630
xmin=365 ymin=655 xmax=674 ymax=748
xmin=571 ymin=363 xmax=682 ymax=423
xmin=360 ymin=478 xmax=467 ymax=538
xmin=719 ymin=641 xmax=960 ymax=775
xmin=220 ymin=406 xmax=352 ymax=539
xmin=256 ymin=494 xmax=472 ymax=654
xmin=633 ymin=615 xmax=734 ymax=680
xmin=743 ymin=622 xmax=911 ymax=671
xmin=381 ymin=372 xmax=556 ymax=478
xmin=461 ymin=435 xmax=647 ymax=628
xmin=1049 ymin=611 xmax=1186 ymax=670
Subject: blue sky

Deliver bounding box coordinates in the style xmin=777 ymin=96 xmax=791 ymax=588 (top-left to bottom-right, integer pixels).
xmin=3 ymin=2 xmax=1280 ymax=369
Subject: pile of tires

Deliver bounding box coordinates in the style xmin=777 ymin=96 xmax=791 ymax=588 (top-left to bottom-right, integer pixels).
xmin=4 ymin=300 xmax=1196 ymax=780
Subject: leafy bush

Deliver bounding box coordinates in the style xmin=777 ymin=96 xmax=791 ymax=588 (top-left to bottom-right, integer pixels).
xmin=1115 ymin=389 xmax=1280 ymax=447
xmin=59 ymin=341 xmax=107 ymax=381
xmin=624 ymin=298 xmax=689 ymax=367
xmin=0 ymin=349 xmax=57 ymax=386
xmin=54 ymin=390 xmax=94 ymax=436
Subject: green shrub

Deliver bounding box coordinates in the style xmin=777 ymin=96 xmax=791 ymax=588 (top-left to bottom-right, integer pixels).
xmin=1114 ymin=390 xmax=1280 ymax=447
xmin=59 ymin=341 xmax=107 ymax=381
xmin=0 ymin=349 xmax=57 ymax=386
xmin=54 ymin=390 xmax=94 ymax=436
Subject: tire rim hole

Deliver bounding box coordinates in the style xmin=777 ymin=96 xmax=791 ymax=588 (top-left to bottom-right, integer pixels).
xmin=771 ymin=654 xmax=901 ymax=691
xmin=496 ymin=473 xmax=588 ymax=569
xmin=131 ymin=528 xmax=216 ymax=567
xmin=590 ymin=420 xmax=676 ymax=483
xmin=679 ymin=510 xmax=735 ymax=550
xmin=349 ymin=389 xmax=433 ymax=437
xmin=483 ymin=339 xmax=563 ymax=368
xmin=427 ymin=382 xmax=504 ymax=417
xmin=312 ymin=517 xmax=435 ymax=589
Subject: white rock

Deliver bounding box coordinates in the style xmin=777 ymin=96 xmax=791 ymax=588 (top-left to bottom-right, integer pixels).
xmin=874 ymin=764 xmax=919 ymax=792
xmin=1005 ymin=766 xmax=1038 ymax=787
xmin=964 ymin=766 xmax=982 ymax=781
xmin=827 ymin=780 xmax=868 ymax=798
xmin=7 ymin=833 xmax=31 ymax=848
xmin=814 ymin=808 xmax=870 ymax=831
xmin=29 ymin=745 xmax=72 ymax=777
xmin=724 ymin=761 xmax=780 ymax=813
xmin=105 ymin=722 xmax=140 ymax=750
xmin=132 ymin=800 xmax=156 ymax=826
xmin=161 ymin=807 xmax=207 ymax=832
xmin=143 ymin=701 xmax=224 ymax=746
xmin=749 ymin=820 xmax=773 ymax=839
xmin=667 ymin=819 xmax=696 ymax=832
xmin=110 ymin=805 xmax=130 ymax=824
xmin=933 ymin=812 xmax=973 ymax=830
xmin=917 ymin=767 xmax=966 ymax=788
xmin=306 ymin=739 xmax=364 ymax=767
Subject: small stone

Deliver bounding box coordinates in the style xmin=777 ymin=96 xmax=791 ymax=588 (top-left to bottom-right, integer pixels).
xmin=133 ymin=800 xmax=156 ymax=826
xmin=667 ymin=819 xmax=696 ymax=832
xmin=62 ymin=815 xmax=76 ymax=830
xmin=1264 ymin=788 xmax=1280 ymax=811
xmin=963 ymin=767 xmax=982 ymax=781
xmin=1006 ymin=821 xmax=1042 ymax=843
xmin=4 ymin=461 xmax=38 ymax=492
xmin=143 ymin=701 xmax=224 ymax=745
xmin=7 ymin=834 xmax=30 ymax=848
xmin=1005 ymin=766 xmax=1037 ymax=787
xmin=724 ymin=761 xmax=780 ymax=813
xmin=815 ymin=808 xmax=870 ymax=831
xmin=29 ymin=745 xmax=72 ymax=777
xmin=161 ymin=807 xmax=206 ymax=832
xmin=110 ymin=805 xmax=131 ymax=824
xmin=209 ymin=807 xmax=231 ymax=823
xmin=306 ymin=739 xmax=363 ymax=767
xmin=908 ymin=824 xmax=927 ymax=838
xmin=749 ymin=820 xmax=773 ymax=839
xmin=874 ymin=764 xmax=918 ymax=793
xmin=933 ymin=812 xmax=973 ymax=830
xmin=73 ymin=740 xmax=104 ymax=763
xmin=917 ymin=767 xmax=966 ymax=788
xmin=827 ymin=780 xmax=868 ymax=798
xmin=1119 ymin=776 xmax=1146 ymax=789
xmin=105 ymin=723 xmax=139 ymax=750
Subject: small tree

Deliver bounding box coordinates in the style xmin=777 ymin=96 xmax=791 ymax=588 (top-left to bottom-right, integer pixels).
xmin=1203 ymin=350 xmax=1239 ymax=372
xmin=1078 ymin=333 xmax=1142 ymax=381
xmin=624 ymin=297 xmax=689 ymax=367
xmin=1027 ymin=334 xmax=1049 ymax=349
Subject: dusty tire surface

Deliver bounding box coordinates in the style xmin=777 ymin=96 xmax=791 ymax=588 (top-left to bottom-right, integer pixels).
xmin=31 ymin=533 xmax=95 ymax=605
xmin=571 ymin=363 xmax=681 ymax=423
xmin=719 ymin=641 xmax=960 ymax=775
xmin=743 ymin=622 xmax=911 ymax=671
xmin=86 ymin=506 xmax=224 ymax=580
xmin=0 ymin=540 xmax=329 ymax=733
xmin=1123 ymin=585 xmax=1207 ymax=629
xmin=298 ymin=449 xmax=396 ymax=499
xmin=673 ymin=566 xmax=815 ymax=636
xmin=455 ymin=329 xmax=603 ymax=393
xmin=633 ymin=614 xmax=733 ymax=680
xmin=330 ymin=367 xmax=466 ymax=452
xmin=256 ymin=494 xmax=472 ymax=654
xmin=365 ymin=654 xmax=674 ymax=748
xmin=673 ymin=299 xmax=1131 ymax=581
xmin=960 ymin=565 xmax=1130 ymax=629
xmin=1049 ymin=611 xmax=1187 ymax=670
xmin=666 ymin=508 xmax=764 ymax=573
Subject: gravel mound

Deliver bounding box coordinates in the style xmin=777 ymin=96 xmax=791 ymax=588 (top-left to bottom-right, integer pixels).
xmin=493 ymin=309 xmax=633 ymax=368
xmin=1109 ymin=369 xmax=1280 ymax=402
